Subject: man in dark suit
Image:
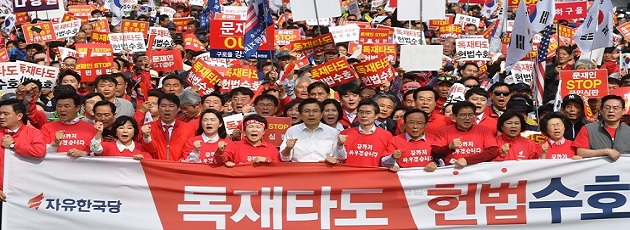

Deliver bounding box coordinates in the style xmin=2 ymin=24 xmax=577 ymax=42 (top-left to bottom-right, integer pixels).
xmin=374 ymin=94 xmax=399 ymax=136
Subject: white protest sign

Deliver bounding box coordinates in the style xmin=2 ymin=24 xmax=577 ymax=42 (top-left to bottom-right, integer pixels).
xmin=57 ymin=47 xmax=78 ymax=61
xmin=108 ymin=32 xmax=147 ymax=53
xmin=393 ymin=27 xmax=424 ymax=45
xmin=507 ymin=20 xmax=515 ymax=32
xmin=290 ymin=0 xmax=341 ymax=21
xmin=189 ymin=0 xmax=205 ymax=7
xmin=421 ymin=1 xmax=445 ymax=21
xmin=121 ymin=0 xmax=137 ymax=12
xmin=159 ymin=6 xmax=176 ymax=19
xmin=222 ymin=6 xmax=248 ymax=18
xmin=305 ymin=18 xmax=332 ymax=26
xmin=399 ymin=45 xmax=443 ymax=71
xmin=445 ymin=83 xmax=468 ymax=105
xmin=52 ymin=20 xmax=81 ymax=39
xmin=511 ymin=61 xmax=534 ymax=85
xmin=348 ymin=0 xmax=361 ymax=18
xmin=223 ymin=113 xmax=244 ymax=135
xmin=0 ymin=62 xmax=23 ymax=94
xmin=149 ymin=27 xmax=173 ymax=49
xmin=16 ymin=61 xmax=58 ymax=91
xmin=371 ymin=0 xmax=384 ymax=11
xmin=455 ymin=38 xmax=490 ymax=61
xmin=397 ymin=0 xmax=421 ymax=20
xmin=454 ymin=14 xmax=480 ymax=27
xmin=579 ymin=48 xmax=605 ymax=66
xmin=194 ymin=53 xmax=235 ymax=68
xmin=329 ymin=24 xmax=360 ymax=43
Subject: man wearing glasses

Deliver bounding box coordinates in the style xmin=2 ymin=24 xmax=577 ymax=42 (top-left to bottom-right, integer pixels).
xmin=340 ymin=99 xmax=393 ymax=167
xmin=382 ymin=109 xmax=437 ymax=171
xmin=431 ymin=101 xmax=498 ymax=169
xmin=574 ymin=95 xmax=630 ymax=160
xmin=488 ymin=83 xmax=511 ymax=117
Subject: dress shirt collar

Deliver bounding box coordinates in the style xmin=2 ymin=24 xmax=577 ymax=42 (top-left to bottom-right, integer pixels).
xmin=405 ymin=133 xmax=426 ymax=142
xmin=358 ymin=125 xmax=376 ymax=134
xmin=116 ymin=140 xmax=135 ymax=152
xmin=61 ymin=117 xmax=81 ymax=125
xmin=548 ymin=137 xmax=566 ymax=146
xmin=202 ymin=133 xmax=220 ymax=143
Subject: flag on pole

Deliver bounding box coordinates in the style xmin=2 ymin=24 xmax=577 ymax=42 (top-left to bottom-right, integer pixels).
xmin=573 ymin=0 xmax=613 ymax=53
xmin=489 ymin=0 xmax=508 ymax=54
xmin=200 ymin=0 xmax=222 ymax=29
xmin=481 ymin=0 xmax=498 ymax=18
xmin=533 ymin=25 xmax=553 ymax=106
xmin=529 ymin=0 xmax=555 ymax=33
xmin=505 ymin=0 xmax=532 ymax=71
xmin=243 ymin=0 xmax=274 ymax=59
xmin=107 ymin=0 xmax=124 ymax=26
xmin=553 ymin=80 xmax=563 ymax=112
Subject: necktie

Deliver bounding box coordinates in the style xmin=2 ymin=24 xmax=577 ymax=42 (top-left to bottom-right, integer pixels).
xmin=163 ymin=125 xmax=173 ymax=142
xmin=379 ymin=122 xmax=386 ymax=129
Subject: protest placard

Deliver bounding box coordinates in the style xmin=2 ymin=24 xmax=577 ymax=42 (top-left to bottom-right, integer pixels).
xmin=187 ymin=59 xmax=222 ymax=96
xmin=263 ymin=117 xmax=292 ymax=147
xmin=328 ymin=24 xmax=360 ymax=43
xmin=22 ymin=22 xmax=57 ymax=43
xmin=223 ymin=113 xmax=244 ymax=135
xmin=222 ymin=6 xmax=248 ymax=18
xmin=455 ymin=38 xmax=490 ymax=61
xmin=0 ymin=48 xmax=8 ymax=62
xmin=274 ymin=29 xmax=301 ymax=46
xmin=109 ymin=33 xmax=147 ymax=53
xmin=172 ymin=17 xmax=194 ymax=33
xmin=429 ymin=19 xmax=451 ymax=30
xmin=209 ymin=19 xmax=275 ymax=59
xmin=52 ymin=20 xmax=81 ymax=39
xmin=159 ymin=6 xmax=176 ymax=19
xmin=220 ymin=65 xmax=260 ymax=93
xmin=560 ymin=69 xmax=608 ymax=98
xmin=0 ymin=62 xmax=22 ymax=94
xmin=617 ymin=22 xmax=630 ymax=42
xmin=149 ymin=27 xmax=174 ymax=49
xmin=122 ymin=20 xmax=150 ymax=38
xmin=310 ymin=58 xmax=355 ymax=88
xmin=350 ymin=43 xmax=398 ymax=64
xmin=17 ymin=61 xmax=58 ymax=90
xmin=453 ymin=14 xmax=480 ymax=28
xmin=511 ymin=61 xmax=534 ymax=85
xmin=150 ymin=50 xmax=183 ymax=72
xmin=439 ymin=24 xmax=462 ymax=39
xmin=289 ymin=33 xmax=337 ymax=56
xmin=445 ymin=83 xmax=468 ymax=105
xmin=393 ymin=27 xmax=424 ymax=45
xmin=400 ymin=45 xmax=443 ymax=71
xmin=90 ymin=19 xmax=110 ymax=33
xmin=74 ymin=56 xmax=114 ymax=82
xmin=359 ymin=28 xmax=391 ymax=43
xmin=121 ymin=0 xmax=138 ymax=12
xmin=75 ymin=43 xmax=114 ymax=57
xmin=354 ymin=56 xmax=395 ymax=88
xmin=90 ymin=31 xmax=110 ymax=44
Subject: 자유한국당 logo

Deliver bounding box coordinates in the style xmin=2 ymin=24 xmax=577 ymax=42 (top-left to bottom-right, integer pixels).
xmin=26 ymin=192 xmax=122 ymax=213
xmin=28 ymin=193 xmax=44 ymax=210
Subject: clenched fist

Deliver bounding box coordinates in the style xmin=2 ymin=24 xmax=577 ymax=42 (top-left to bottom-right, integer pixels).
xmin=285 ymin=138 xmax=298 ymax=149
xmin=142 ymin=124 xmax=151 ymax=138
xmin=337 ymin=134 xmax=348 ymax=146
xmin=501 ymin=143 xmax=510 ymax=156
xmin=449 ymin=137 xmax=462 ymax=150
xmin=217 ymin=141 xmax=227 ymax=152
xmin=392 ymin=149 xmax=402 ymax=159
xmin=193 ymin=140 xmax=202 ymax=151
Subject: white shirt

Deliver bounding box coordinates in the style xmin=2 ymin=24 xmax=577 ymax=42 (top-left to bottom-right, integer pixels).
xmin=116 ymin=140 xmax=136 ymax=152
xmin=279 ymin=122 xmax=346 ymax=162
xmin=161 ymin=121 xmax=176 ymax=139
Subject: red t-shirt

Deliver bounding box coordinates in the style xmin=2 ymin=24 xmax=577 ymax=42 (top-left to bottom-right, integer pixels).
xmin=341 ymin=127 xmax=393 ymax=167
xmin=543 ymin=139 xmax=577 ymax=159
xmin=493 ymin=135 xmax=541 ymax=161
xmin=432 ymin=124 xmax=498 ymax=165
xmin=181 ymin=135 xmax=228 ymax=164
xmin=219 ymin=140 xmax=279 ymax=164
xmin=386 ymin=133 xmax=434 ymax=168
xmin=41 ymin=120 xmax=97 ymax=152
xmin=396 ymin=111 xmax=451 ymax=136
xmin=573 ymin=127 xmax=590 ymax=149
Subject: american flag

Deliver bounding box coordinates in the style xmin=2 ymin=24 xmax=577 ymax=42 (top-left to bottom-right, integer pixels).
xmin=199 ymin=0 xmax=222 ymax=29
xmin=533 ymin=25 xmax=553 ymax=106
xmin=243 ymin=0 xmax=274 ymax=59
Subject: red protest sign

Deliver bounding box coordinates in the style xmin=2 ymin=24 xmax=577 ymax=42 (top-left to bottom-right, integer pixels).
xmin=68 ymin=5 xmax=94 ymax=23
xmin=560 ymin=69 xmax=609 ymax=98
xmin=288 ymin=33 xmax=337 ymax=56
xmin=183 ymin=33 xmax=206 ymax=52
xmin=508 ymin=0 xmax=537 ymax=7
xmin=349 ymin=43 xmax=398 ymax=64
xmin=61 ymin=13 xmax=81 ymax=23
xmin=208 ymin=19 xmax=275 ymax=59
xmin=0 ymin=48 xmax=8 ymax=62
xmin=220 ymin=65 xmax=260 ymax=93
xmin=90 ymin=19 xmax=110 ymax=33
xmin=15 ymin=12 xmax=30 ymax=25
xmin=555 ymin=1 xmax=588 ymax=21
xmin=121 ymin=20 xmax=150 ymax=38
xmin=214 ymin=13 xmax=243 ymax=20
xmin=616 ymin=22 xmax=630 ymax=42
xmin=172 ymin=17 xmax=194 ymax=33
xmin=354 ymin=57 xmax=395 ymax=88
xmin=75 ymin=56 xmax=115 ymax=82
xmin=610 ymin=87 xmax=630 ymax=115
xmin=429 ymin=19 xmax=451 ymax=30
xmin=187 ymin=59 xmax=222 ymax=96
xmin=150 ymin=50 xmax=183 ymax=72
xmin=263 ymin=117 xmax=292 ymax=147
xmin=274 ymin=29 xmax=300 ymax=46
xmin=439 ymin=24 xmax=462 ymax=39
xmin=22 ymin=22 xmax=57 ymax=43
xmin=310 ymin=58 xmax=355 ymax=88
xmin=75 ymin=43 xmax=114 ymax=57
xmin=90 ymin=31 xmax=110 ymax=44
xmin=359 ymin=28 xmax=391 ymax=43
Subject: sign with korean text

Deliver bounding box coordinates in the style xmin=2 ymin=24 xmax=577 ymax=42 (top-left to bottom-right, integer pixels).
xmin=616 ymin=22 xmax=630 ymax=42
xmin=187 ymin=59 xmax=222 ymax=96
xmin=555 ymin=1 xmax=588 ymax=20
xmin=288 ymin=33 xmax=337 ymax=56
xmin=7 ymin=153 xmax=630 ymax=229
xmin=90 ymin=31 xmax=110 ymax=44
xmin=12 ymin=0 xmax=60 ymax=13
xmin=61 ymin=13 xmax=81 ymax=23
xmin=0 ymin=48 xmax=8 ymax=62
xmin=558 ymin=25 xmax=576 ymax=46
xmin=221 ymin=5 xmax=248 ymax=18
xmin=172 ymin=17 xmax=194 ymax=33
xmin=158 ymin=6 xmax=176 ymax=19
xmin=223 ymin=113 xmax=243 ymax=135
xmin=310 ymin=58 xmax=355 ymax=88
xmin=214 ymin=13 xmax=243 ymax=20
xmin=52 ymin=20 xmax=81 ymax=39
xmin=68 ymin=5 xmax=94 ymax=23
xmin=560 ymin=69 xmax=608 ymax=98
xmin=90 ymin=19 xmax=110 ymax=33
xmin=439 ymin=24 xmax=462 ymax=39
xmin=14 ymin=12 xmax=30 ymax=24
xmin=453 ymin=14 xmax=480 ymax=28
xmin=121 ymin=0 xmax=138 ymax=12
xmin=16 ymin=61 xmax=58 ymax=90
xmin=0 ymin=62 xmax=23 ymax=94
xmin=121 ymin=20 xmax=150 ymax=39
xmin=456 ymin=38 xmax=489 ymax=61
xmin=149 ymin=27 xmax=174 ymax=49
xmin=274 ymin=29 xmax=300 ymax=46
xmin=263 ymin=117 xmax=292 ymax=147
xmin=359 ymin=28 xmax=391 ymax=43
xmin=74 ymin=43 xmax=114 ymax=57
xmin=429 ymin=19 xmax=451 ymax=30
xmin=109 ymin=32 xmax=147 ymax=53
xmin=22 ymin=22 xmax=57 ymax=43
xmin=507 ymin=0 xmax=538 ymax=7
xmin=354 ymin=56 xmax=395 ymax=88
xmin=328 ymin=24 xmax=360 ymax=43
xmin=150 ymin=50 xmax=183 ymax=72
xmin=350 ymin=43 xmax=398 ymax=64
xmin=194 ymin=52 xmax=235 ymax=68
xmin=393 ymin=27 xmax=424 ymax=45
xmin=74 ymin=56 xmax=114 ymax=82
xmin=511 ymin=61 xmax=534 ymax=85
xmin=220 ymin=65 xmax=260 ymax=92
xmin=209 ymin=19 xmax=275 ymax=59
xmin=445 ymin=83 xmax=468 ymax=105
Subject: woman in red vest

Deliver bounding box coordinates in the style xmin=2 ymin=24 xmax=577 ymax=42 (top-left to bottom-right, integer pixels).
xmin=181 ymin=109 xmax=229 ymax=164
xmin=91 ymin=116 xmax=152 ymax=160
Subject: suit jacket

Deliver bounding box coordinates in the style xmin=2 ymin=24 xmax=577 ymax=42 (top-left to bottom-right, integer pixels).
xmin=142 ymin=120 xmax=196 ymax=161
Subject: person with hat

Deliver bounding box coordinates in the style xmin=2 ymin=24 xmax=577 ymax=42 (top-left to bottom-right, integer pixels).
xmin=506 ymin=96 xmax=538 ymax=131
xmin=574 ymin=95 xmax=630 ymax=160
xmin=434 ymin=76 xmax=455 ymax=112
xmin=561 ymin=94 xmax=588 ymax=141
xmin=510 ymin=83 xmax=533 ymax=99
xmin=488 ymin=83 xmax=511 ymax=118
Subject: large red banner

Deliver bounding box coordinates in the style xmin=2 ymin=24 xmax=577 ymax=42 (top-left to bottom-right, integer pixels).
xmin=554 ymin=1 xmax=588 ymax=21
xmin=209 ymin=19 xmax=275 ymax=59
xmin=559 ymin=69 xmax=608 ymax=98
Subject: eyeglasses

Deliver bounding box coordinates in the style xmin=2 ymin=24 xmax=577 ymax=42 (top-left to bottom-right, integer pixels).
xmin=493 ymin=91 xmax=510 ymax=96
xmin=256 ymin=103 xmax=276 ymax=108
xmin=358 ymin=111 xmax=374 ymax=115
xmin=406 ymin=121 xmax=426 ymax=127
xmin=457 ymin=113 xmax=476 ymax=118
xmin=603 ymin=106 xmax=622 ymax=111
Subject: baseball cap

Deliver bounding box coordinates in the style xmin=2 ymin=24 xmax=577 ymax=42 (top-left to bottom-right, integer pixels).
xmin=562 ymin=94 xmax=584 ymax=109
xmin=402 ymin=82 xmax=421 ymax=93
xmin=506 ymin=97 xmax=534 ymax=113
xmin=436 ymin=75 xmax=455 ymax=85
xmin=510 ymin=83 xmax=531 ymax=93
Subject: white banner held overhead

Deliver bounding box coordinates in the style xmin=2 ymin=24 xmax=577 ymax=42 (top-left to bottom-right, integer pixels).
xmin=397 ymin=0 xmax=421 ymax=20
xmin=455 ymin=38 xmax=490 ymax=61
xmin=148 ymin=27 xmax=173 ymax=49
xmin=393 ymin=27 xmax=425 ymax=45
xmin=289 ymin=0 xmax=341 ymax=21
xmin=329 ymin=24 xmax=360 ymax=43
xmin=399 ymin=45 xmax=443 ymax=71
